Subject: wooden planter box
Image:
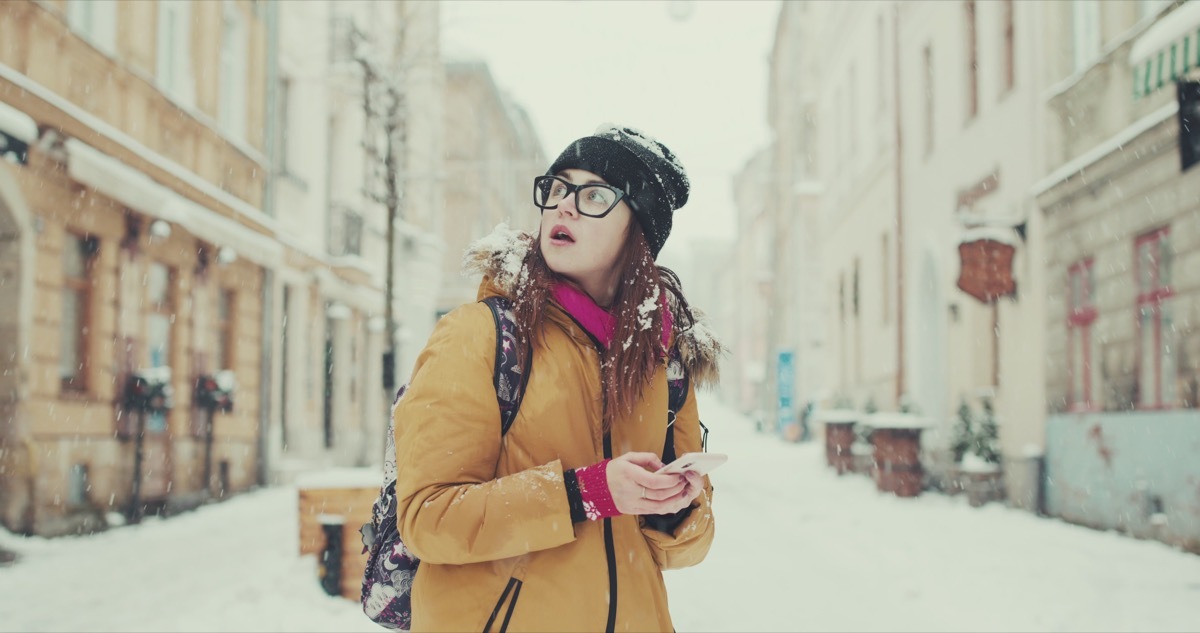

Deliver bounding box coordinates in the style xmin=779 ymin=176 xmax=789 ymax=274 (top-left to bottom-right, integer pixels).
xmin=822 ymin=418 xmax=858 ymax=475
xmin=872 ymin=428 xmax=924 ymax=497
xmin=297 ymin=469 xmax=381 ymax=602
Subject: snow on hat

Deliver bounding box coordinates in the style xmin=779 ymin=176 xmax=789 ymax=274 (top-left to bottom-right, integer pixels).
xmin=546 ymin=123 xmax=690 ymax=258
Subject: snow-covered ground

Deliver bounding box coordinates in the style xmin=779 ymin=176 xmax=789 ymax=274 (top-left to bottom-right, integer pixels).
xmin=1 ymin=395 xmax=1198 ymax=632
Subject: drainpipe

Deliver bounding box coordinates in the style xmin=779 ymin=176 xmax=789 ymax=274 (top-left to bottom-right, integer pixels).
xmin=893 ymin=3 xmax=907 ymax=402
xmin=257 ymin=0 xmax=280 ymax=487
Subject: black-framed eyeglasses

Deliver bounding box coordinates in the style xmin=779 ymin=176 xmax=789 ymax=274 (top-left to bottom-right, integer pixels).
xmin=533 ymin=175 xmax=629 ymax=218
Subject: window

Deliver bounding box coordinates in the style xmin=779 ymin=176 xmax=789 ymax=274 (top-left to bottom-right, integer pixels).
xmin=280 ymin=286 xmax=291 ymax=451
xmin=156 ymin=0 xmax=195 ymax=106
xmin=965 ymin=1 xmax=979 ymax=120
xmin=838 ymin=274 xmax=845 ymax=321
xmin=215 ymin=289 xmax=235 ymax=371
xmin=923 ymin=44 xmax=935 ymax=155
xmin=1066 ymin=259 xmax=1096 ymax=410
xmin=882 ymin=234 xmax=891 ymax=325
xmin=218 ymin=1 xmax=248 ymax=139
xmin=1135 ymin=228 xmax=1175 ymax=408
xmin=852 ymin=258 xmax=860 ymax=318
xmin=1071 ymin=0 xmax=1101 ymax=73
xmin=1139 ymin=0 xmax=1171 ymax=21
xmin=343 ymin=211 xmax=363 ymax=256
xmin=877 ymin=14 xmax=886 ymax=114
xmin=323 ymin=312 xmax=335 ymax=449
xmin=68 ymin=463 xmax=90 ymax=507
xmin=276 ymin=76 xmax=292 ymax=173
xmin=802 ymin=105 xmax=817 ymax=176
xmin=146 ymin=263 xmax=175 ymax=432
xmin=60 ymin=234 xmax=95 ymax=392
xmin=1001 ymin=0 xmax=1015 ymax=93
xmin=849 ymin=64 xmax=858 ymax=160
xmin=67 ymin=0 xmax=117 ymax=55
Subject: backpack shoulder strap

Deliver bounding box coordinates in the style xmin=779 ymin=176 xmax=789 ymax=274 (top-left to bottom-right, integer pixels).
xmin=662 ymin=344 xmax=690 ymax=464
xmin=482 ymin=296 xmax=528 ymax=436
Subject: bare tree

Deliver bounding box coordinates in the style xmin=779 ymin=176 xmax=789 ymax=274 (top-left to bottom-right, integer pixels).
xmin=348 ymin=19 xmax=407 ymax=395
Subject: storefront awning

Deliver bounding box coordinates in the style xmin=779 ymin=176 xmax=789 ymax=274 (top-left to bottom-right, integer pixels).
xmin=1131 ymin=1 xmax=1200 ymax=100
xmin=65 ymin=138 xmax=283 ymax=268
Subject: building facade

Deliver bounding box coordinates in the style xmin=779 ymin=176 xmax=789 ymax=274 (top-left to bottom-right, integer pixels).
xmin=761 ymin=0 xmax=1051 ymax=507
xmin=894 ymin=0 xmax=1049 ymax=505
xmin=439 ymin=60 xmax=545 ymax=314
xmin=0 ymin=0 xmax=450 ymax=537
xmin=0 ymin=0 xmax=274 ymax=535
xmin=1033 ymin=0 xmax=1199 ymax=550
xmin=728 ymin=147 xmax=774 ymax=418
xmin=265 ymin=0 xmax=446 ymax=482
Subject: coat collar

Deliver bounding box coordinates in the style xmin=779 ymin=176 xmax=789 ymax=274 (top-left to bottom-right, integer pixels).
xmin=463 ymin=224 xmax=722 ymax=387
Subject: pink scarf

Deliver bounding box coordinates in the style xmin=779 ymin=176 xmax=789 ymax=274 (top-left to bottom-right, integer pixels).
xmin=551 ymin=283 xmax=673 ymax=353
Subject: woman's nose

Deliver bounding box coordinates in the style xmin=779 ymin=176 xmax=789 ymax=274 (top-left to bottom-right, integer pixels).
xmin=556 ymin=190 xmax=580 ymax=217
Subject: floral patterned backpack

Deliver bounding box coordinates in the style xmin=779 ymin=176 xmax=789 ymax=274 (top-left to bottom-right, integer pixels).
xmin=359 ymin=296 xmax=525 ymax=630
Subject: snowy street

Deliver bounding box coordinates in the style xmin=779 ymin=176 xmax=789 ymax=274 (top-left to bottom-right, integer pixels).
xmin=1 ymin=395 xmax=1198 ymax=632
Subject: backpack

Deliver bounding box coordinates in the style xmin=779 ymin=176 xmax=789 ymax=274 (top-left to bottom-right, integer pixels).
xmin=358 ymin=296 xmax=692 ymax=631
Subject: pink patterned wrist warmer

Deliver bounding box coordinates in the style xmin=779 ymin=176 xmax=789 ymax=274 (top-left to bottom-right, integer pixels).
xmin=574 ymin=459 xmax=622 ymax=521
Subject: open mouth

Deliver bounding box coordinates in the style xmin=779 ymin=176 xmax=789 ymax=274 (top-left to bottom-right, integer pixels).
xmin=549 ymin=225 xmax=575 ymax=244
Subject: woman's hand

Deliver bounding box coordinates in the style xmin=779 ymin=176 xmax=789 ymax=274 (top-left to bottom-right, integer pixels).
xmin=607 ymin=452 xmax=704 ymax=516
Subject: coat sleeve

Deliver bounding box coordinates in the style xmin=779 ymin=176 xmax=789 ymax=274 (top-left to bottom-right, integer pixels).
xmin=393 ymin=303 xmax=576 ymax=565
xmin=639 ymin=379 xmax=716 ymax=570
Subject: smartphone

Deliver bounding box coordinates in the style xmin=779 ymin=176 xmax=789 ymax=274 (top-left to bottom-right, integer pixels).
xmin=655 ymin=452 xmax=728 ymax=477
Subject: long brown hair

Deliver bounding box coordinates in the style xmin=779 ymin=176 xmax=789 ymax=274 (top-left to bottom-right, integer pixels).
xmin=511 ymin=223 xmax=685 ymax=432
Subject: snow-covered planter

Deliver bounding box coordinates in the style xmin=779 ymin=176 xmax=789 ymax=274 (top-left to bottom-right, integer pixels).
xmin=195 ymin=370 xmax=236 ymax=414
xmin=122 ymin=367 xmax=174 ymax=413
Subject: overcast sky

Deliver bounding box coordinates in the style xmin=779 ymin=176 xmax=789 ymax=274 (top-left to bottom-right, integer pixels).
xmin=440 ymin=0 xmax=780 ymax=258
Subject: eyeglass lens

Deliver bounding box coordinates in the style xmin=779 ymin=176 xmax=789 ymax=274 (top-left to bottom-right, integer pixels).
xmin=535 ymin=177 xmax=619 ymax=217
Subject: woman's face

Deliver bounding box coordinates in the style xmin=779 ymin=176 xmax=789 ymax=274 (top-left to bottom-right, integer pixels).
xmin=539 ymin=169 xmax=632 ymax=303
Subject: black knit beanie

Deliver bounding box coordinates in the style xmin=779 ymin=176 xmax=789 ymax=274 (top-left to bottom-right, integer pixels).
xmin=546 ymin=123 xmax=690 ymax=258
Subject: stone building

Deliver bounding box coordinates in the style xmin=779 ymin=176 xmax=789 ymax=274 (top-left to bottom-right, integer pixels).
xmin=439 ymin=60 xmax=545 ymax=314
xmin=0 ymin=0 xmax=274 ymax=535
xmin=1033 ymin=0 xmax=1199 ymax=550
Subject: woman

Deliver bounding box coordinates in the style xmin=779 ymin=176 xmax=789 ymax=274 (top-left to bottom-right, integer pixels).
xmin=393 ymin=124 xmax=722 ymax=632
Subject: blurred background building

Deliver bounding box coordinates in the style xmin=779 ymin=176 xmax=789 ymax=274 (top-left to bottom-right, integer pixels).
xmin=0 ymin=0 xmax=523 ymax=537
xmin=736 ymin=0 xmax=1198 ymax=550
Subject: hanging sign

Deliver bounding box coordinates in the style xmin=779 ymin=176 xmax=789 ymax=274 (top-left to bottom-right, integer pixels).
xmin=957 ymin=227 xmax=1017 ymax=304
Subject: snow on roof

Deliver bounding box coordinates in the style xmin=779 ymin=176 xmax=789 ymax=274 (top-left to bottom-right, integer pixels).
xmin=865 ymin=412 xmax=935 ymax=429
xmin=294 ymin=467 xmax=381 ymax=490
xmin=0 ymin=100 xmax=37 ymax=144
xmin=0 ymin=64 xmax=276 ymax=233
xmin=65 ymin=138 xmax=284 ymax=268
xmin=1031 ymin=101 xmax=1178 ymax=198
xmin=812 ymin=409 xmax=860 ymax=423
xmin=1129 ymin=0 xmax=1200 ymax=64
xmin=958 ymin=226 xmax=1020 ymax=248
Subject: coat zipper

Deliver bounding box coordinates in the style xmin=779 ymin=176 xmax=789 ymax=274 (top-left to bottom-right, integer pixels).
xmin=603 ymin=433 xmax=618 ymax=633
xmin=564 ymin=309 xmax=619 ymax=633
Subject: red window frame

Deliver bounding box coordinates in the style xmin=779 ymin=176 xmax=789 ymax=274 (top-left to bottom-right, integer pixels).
xmin=965 ymin=0 xmax=979 ymax=120
xmin=1134 ymin=227 xmax=1174 ymax=409
xmin=1001 ymin=0 xmax=1015 ymax=94
xmin=216 ymin=288 xmax=236 ymax=371
xmin=60 ymin=233 xmax=95 ymax=393
xmin=1066 ymin=258 xmax=1096 ymax=411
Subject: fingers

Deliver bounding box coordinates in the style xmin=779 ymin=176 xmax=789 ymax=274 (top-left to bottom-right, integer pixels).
xmin=606 ymin=453 xmax=706 ymax=516
xmin=620 ymin=452 xmax=666 ymax=472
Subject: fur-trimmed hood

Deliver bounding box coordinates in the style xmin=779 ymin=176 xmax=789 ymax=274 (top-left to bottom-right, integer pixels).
xmin=462 ymin=223 xmax=724 ymax=388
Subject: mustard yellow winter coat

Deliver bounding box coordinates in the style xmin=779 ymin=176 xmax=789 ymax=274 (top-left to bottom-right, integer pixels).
xmin=392 ymin=236 xmax=721 ymax=633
